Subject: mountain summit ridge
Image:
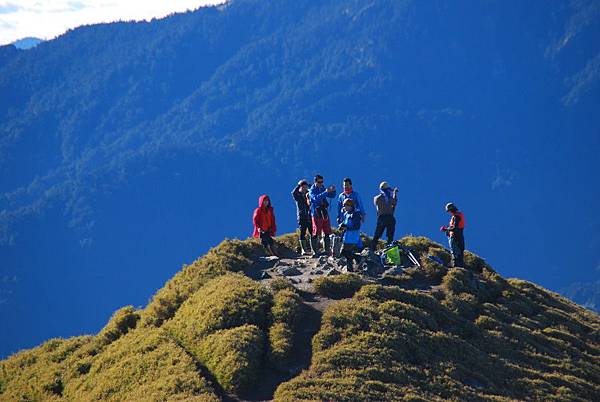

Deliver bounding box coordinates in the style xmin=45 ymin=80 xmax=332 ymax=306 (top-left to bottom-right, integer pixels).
xmin=1 ymin=233 xmax=598 ymax=401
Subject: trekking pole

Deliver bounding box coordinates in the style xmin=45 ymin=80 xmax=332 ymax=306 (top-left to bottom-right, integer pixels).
xmin=399 ymin=245 xmax=421 ymax=267
xmin=427 ymin=255 xmax=445 ymax=267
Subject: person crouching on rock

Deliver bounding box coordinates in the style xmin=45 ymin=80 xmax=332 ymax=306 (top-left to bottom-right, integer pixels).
xmin=253 ymin=194 xmax=278 ymax=256
xmin=339 ymin=198 xmax=362 ymax=272
xmin=309 ymin=174 xmax=336 ymax=256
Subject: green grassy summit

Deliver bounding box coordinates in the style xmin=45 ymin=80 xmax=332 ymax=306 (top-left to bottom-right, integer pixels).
xmin=1 ymin=234 xmax=598 ymax=401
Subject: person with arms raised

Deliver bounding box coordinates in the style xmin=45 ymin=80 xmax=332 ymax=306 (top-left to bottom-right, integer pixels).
xmin=291 ymin=179 xmax=312 ymax=255
xmin=371 ymin=181 xmax=398 ymax=251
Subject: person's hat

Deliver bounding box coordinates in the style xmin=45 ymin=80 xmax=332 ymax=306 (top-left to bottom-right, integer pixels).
xmin=298 ymin=179 xmax=309 ymax=186
xmin=379 ymin=181 xmax=389 ymax=190
xmin=445 ymin=202 xmax=457 ymax=212
xmin=343 ymin=198 xmax=354 ymax=206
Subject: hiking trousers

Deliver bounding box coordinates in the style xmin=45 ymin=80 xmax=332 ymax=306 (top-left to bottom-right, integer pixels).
xmin=260 ymin=232 xmax=275 ymax=248
xmin=298 ymin=216 xmax=313 ymax=240
xmin=372 ymin=214 xmax=396 ymax=249
xmin=449 ymin=235 xmax=465 ymax=268
xmin=342 ymin=244 xmax=359 ymax=271
xmin=312 ymin=216 xmax=332 ymax=238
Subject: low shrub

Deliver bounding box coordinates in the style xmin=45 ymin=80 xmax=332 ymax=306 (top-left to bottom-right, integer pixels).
xmin=417 ymin=252 xmax=448 ymax=282
xmin=474 ymin=315 xmax=499 ymax=331
xmin=313 ymin=274 xmax=366 ymax=299
xmin=268 ymin=277 xmax=296 ymax=294
xmin=274 ymin=232 xmax=300 ymax=254
xmin=165 ymin=274 xmax=272 ymax=394
xmin=166 ymin=273 xmax=272 ymax=343
xmin=267 ymin=289 xmax=304 ymax=367
xmin=441 ymin=268 xmax=477 ymax=295
xmin=355 ymin=285 xmax=443 ymax=319
xmin=464 ymin=250 xmax=490 ymax=273
xmin=398 ymin=236 xmax=446 ymax=255
xmin=312 ymin=299 xmax=379 ymax=352
xmin=64 ymin=328 xmax=219 ymax=401
xmin=353 ymin=283 xmax=407 ymax=302
xmin=442 ymin=293 xmax=480 ymax=322
xmin=268 ymin=322 xmax=294 ymax=368
xmin=0 ymin=336 xmax=94 ymax=401
xmin=271 ymin=289 xmax=304 ymax=326
xmin=97 ymin=305 xmax=140 ymax=345
xmin=197 ymin=325 xmax=265 ymax=394
xmin=140 ymin=238 xmax=267 ymax=327
xmin=140 ymin=259 xmax=225 ymax=328
xmin=427 ymin=246 xmax=452 ymax=266
xmin=205 ymin=236 xmax=263 ymax=265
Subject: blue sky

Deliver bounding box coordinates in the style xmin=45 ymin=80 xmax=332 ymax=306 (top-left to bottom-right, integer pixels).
xmin=0 ymin=0 xmax=224 ymax=45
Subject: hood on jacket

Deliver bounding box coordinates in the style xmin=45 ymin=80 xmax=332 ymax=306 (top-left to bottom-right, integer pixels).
xmin=258 ymin=195 xmax=271 ymax=209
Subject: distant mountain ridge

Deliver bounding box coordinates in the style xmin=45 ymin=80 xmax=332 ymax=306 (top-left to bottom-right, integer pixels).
xmin=11 ymin=37 xmax=43 ymax=49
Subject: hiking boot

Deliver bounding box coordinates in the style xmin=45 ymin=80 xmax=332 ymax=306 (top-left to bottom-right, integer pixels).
xmin=267 ymin=244 xmax=279 ymax=258
xmin=310 ymin=237 xmax=320 ymax=258
xmin=300 ymin=239 xmax=310 ymax=255
xmin=323 ymin=235 xmax=332 ymax=256
xmin=346 ymin=259 xmax=354 ymax=272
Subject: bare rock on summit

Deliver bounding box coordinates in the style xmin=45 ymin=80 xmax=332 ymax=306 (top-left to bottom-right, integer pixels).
xmin=277 ymin=265 xmax=302 ymax=276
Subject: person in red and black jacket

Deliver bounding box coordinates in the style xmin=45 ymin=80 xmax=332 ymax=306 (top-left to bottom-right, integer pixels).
xmin=440 ymin=202 xmax=465 ymax=267
xmin=253 ymin=194 xmax=278 ymax=256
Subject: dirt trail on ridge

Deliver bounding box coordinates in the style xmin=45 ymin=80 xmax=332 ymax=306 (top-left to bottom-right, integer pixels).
xmin=235 ymin=252 xmax=443 ymax=401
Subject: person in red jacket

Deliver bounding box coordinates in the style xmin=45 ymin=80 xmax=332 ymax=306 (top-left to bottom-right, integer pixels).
xmin=253 ymin=194 xmax=278 ymax=256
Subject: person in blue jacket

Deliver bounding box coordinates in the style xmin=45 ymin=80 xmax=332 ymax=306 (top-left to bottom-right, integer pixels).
xmin=309 ymin=174 xmax=336 ymax=256
xmin=337 ymin=177 xmax=365 ymax=225
xmin=338 ymin=198 xmax=362 ymax=271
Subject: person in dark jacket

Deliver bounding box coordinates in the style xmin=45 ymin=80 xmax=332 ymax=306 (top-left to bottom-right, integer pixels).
xmin=309 ymin=174 xmax=336 ymax=256
xmin=253 ymin=194 xmax=278 ymax=256
xmin=338 ymin=198 xmax=362 ymax=271
xmin=336 ymin=177 xmax=365 ymax=225
xmin=292 ymin=179 xmax=312 ymax=254
xmin=371 ymin=181 xmax=398 ymax=251
xmin=440 ymin=202 xmax=465 ymax=267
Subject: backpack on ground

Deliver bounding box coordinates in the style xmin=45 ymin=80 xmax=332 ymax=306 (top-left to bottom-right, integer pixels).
xmin=382 ymin=245 xmax=402 ymax=265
